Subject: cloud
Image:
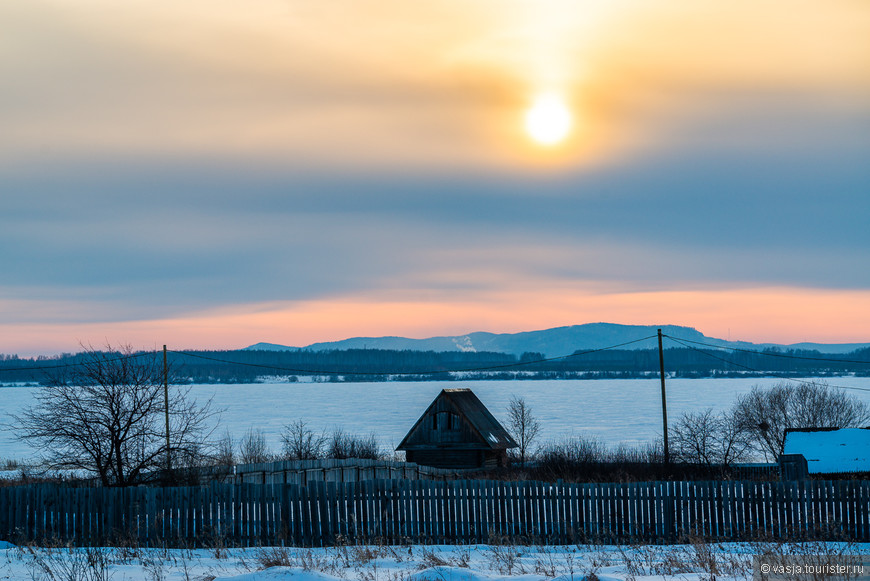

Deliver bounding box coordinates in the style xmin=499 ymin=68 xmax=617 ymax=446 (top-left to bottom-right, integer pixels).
xmin=1 ymin=0 xmax=868 ymax=353
xmin=2 ymin=137 xmax=868 ymax=328
xmin=2 ymin=0 xmax=868 ymax=170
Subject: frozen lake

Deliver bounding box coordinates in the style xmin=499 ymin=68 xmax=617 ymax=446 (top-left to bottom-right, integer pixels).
xmin=2 ymin=377 xmax=869 ymax=463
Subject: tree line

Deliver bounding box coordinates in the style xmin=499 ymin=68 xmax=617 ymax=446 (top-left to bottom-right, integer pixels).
xmin=1 ymin=345 xmax=868 ymax=384
xmin=6 ymin=343 xmax=870 ymax=487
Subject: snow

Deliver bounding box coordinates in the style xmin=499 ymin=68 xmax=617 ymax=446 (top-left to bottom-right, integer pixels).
xmin=783 ymin=428 xmax=870 ymax=474
xmin=452 ymin=336 xmax=477 ymax=352
xmin=0 ymin=541 xmax=866 ymax=581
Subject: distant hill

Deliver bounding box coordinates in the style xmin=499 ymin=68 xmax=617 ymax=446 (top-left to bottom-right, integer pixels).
xmin=246 ymin=342 xmax=300 ymax=352
xmin=245 ymin=323 xmax=870 ymax=357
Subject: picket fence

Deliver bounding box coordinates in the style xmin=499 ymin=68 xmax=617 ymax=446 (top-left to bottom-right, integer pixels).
xmin=2 ymin=479 xmax=868 ymax=547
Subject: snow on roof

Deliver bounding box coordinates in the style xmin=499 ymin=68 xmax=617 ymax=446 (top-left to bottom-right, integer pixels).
xmin=783 ymin=428 xmax=870 ymax=474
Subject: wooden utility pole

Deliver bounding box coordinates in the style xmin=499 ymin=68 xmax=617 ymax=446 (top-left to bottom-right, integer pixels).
xmin=163 ymin=345 xmax=171 ymax=472
xmin=658 ymin=329 xmax=670 ymax=465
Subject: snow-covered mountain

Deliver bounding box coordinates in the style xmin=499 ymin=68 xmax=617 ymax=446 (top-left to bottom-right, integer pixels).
xmin=245 ymin=323 xmax=870 ymax=357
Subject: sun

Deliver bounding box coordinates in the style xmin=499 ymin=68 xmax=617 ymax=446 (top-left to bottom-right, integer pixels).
xmin=524 ymin=93 xmax=572 ymax=146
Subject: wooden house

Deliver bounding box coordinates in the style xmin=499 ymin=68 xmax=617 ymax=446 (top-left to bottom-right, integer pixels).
xmin=396 ymin=388 xmax=518 ymax=469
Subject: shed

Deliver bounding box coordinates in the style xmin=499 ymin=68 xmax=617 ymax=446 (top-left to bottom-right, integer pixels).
xmin=782 ymin=427 xmax=870 ymax=475
xmin=396 ymin=388 xmax=518 ymax=469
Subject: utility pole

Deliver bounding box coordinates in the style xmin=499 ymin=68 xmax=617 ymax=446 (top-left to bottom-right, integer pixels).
xmin=658 ymin=329 xmax=670 ymax=465
xmin=164 ymin=345 xmax=171 ymax=473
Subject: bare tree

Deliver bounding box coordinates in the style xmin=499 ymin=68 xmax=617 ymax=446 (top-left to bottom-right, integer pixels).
xmin=732 ymin=380 xmax=870 ymax=460
xmin=238 ymin=427 xmax=271 ymax=464
xmin=281 ymin=419 xmax=326 ymax=460
xmin=670 ymin=408 xmax=751 ymax=467
xmin=14 ymin=344 xmax=216 ymax=486
xmin=507 ymin=395 xmax=541 ymax=466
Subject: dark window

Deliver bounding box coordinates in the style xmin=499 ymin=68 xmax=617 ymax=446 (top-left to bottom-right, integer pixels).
xmin=432 ymin=413 xmax=438 ymax=430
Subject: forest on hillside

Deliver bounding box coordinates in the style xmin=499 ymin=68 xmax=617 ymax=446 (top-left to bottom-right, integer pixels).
xmin=1 ymin=345 xmax=869 ymax=384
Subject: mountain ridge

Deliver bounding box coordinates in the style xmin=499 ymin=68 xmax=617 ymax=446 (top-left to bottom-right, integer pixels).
xmin=245 ymin=323 xmax=870 ymax=357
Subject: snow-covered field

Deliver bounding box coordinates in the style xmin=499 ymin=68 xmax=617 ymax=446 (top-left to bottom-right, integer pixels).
xmin=1 ymin=539 xmax=868 ymax=581
xmin=4 ymin=377 xmax=870 ymax=464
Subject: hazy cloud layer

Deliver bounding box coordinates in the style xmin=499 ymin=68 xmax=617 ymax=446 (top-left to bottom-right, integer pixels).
xmin=1 ymin=0 xmax=869 ymax=351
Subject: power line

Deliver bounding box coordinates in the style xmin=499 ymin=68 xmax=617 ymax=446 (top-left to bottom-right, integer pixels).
xmin=661 ymin=335 xmax=870 ymax=365
xmin=664 ymin=335 xmax=870 ymax=394
xmin=663 ymin=337 xmax=762 ymax=373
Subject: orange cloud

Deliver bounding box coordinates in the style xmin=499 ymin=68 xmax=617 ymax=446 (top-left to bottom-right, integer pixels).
xmin=4 ymin=0 xmax=867 ymax=171
xmin=4 ymin=286 xmax=869 ymax=356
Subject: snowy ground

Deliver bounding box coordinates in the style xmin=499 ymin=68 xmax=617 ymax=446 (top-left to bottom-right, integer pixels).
xmin=1 ymin=539 xmax=867 ymax=581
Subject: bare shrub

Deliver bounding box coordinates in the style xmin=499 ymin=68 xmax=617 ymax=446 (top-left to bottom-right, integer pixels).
xmin=536 ymin=435 xmax=609 ymax=478
xmin=281 ymin=419 xmax=327 ymax=460
xmin=327 ymin=429 xmax=382 ymax=460
xmin=540 ymin=435 xmax=608 ymax=465
xmin=238 ymin=428 xmax=271 ymax=464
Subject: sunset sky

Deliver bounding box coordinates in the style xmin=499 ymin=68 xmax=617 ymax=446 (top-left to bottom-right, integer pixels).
xmin=2 ymin=0 xmax=869 ymax=356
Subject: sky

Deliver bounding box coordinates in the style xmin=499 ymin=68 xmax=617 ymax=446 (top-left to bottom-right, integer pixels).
xmin=2 ymin=0 xmax=869 ymax=356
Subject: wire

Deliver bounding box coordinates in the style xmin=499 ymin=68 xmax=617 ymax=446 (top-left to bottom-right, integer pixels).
xmin=168 ymin=334 xmax=660 ymax=377
xmin=664 ymin=335 xmax=870 ymax=394
xmin=661 ymin=335 xmax=870 ymax=365
xmin=663 ymin=337 xmax=759 ymax=373
xmin=0 ymin=351 xmax=157 ymax=373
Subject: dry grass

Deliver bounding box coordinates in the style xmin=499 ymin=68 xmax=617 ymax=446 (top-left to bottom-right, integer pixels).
xmin=6 ymin=532 xmax=867 ymax=581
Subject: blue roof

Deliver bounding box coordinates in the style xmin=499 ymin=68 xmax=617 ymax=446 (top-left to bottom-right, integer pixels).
xmin=783 ymin=428 xmax=870 ymax=474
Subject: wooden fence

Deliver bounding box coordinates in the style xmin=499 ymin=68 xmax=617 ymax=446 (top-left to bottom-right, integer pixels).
xmin=2 ymin=479 xmax=868 ymax=547
xmin=225 ymin=458 xmax=460 ymax=485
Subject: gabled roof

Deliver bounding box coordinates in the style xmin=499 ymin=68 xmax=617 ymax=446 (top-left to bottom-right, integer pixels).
xmin=783 ymin=427 xmax=870 ymax=474
xmin=396 ymin=388 xmax=518 ymax=451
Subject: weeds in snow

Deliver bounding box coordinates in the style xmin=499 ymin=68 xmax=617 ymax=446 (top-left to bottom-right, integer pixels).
xmin=4 ymin=535 xmax=868 ymax=581
xmin=22 ymin=545 xmax=113 ymax=581
xmin=485 ymin=542 xmax=526 ymax=575
xmin=255 ymin=546 xmax=294 ymax=569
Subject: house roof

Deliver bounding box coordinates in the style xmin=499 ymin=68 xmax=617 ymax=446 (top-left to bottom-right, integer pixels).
xmin=782 ymin=427 xmax=870 ymax=474
xmin=396 ymin=388 xmax=518 ymax=451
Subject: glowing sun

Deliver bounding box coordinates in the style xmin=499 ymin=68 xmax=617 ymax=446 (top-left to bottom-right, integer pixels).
xmin=525 ymin=93 xmax=572 ymax=146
